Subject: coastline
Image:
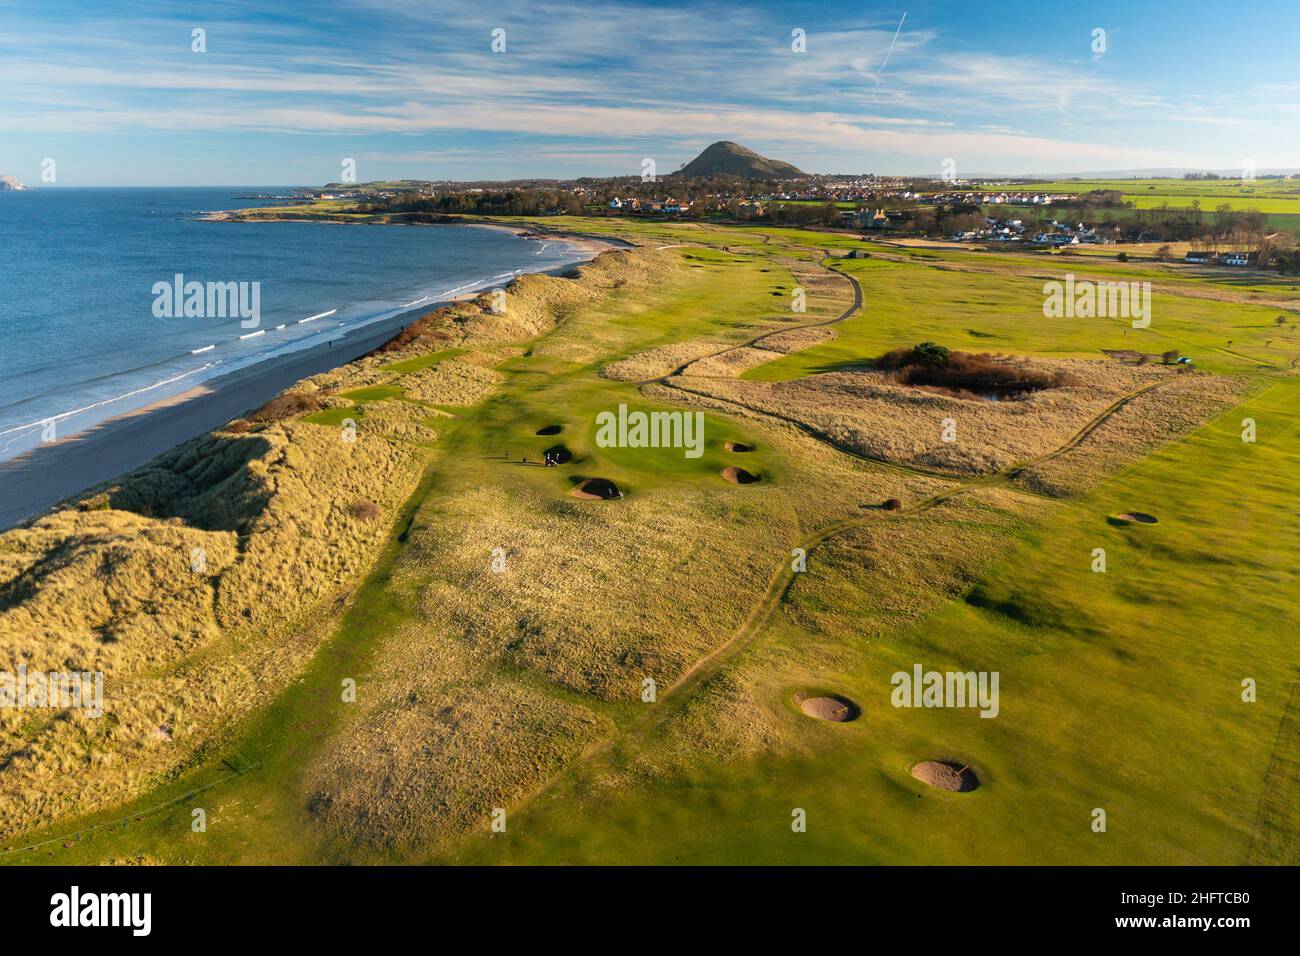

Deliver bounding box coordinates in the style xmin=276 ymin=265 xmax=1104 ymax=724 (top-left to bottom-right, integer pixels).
xmin=201 ymin=207 xmax=631 ymax=258
xmin=0 ymin=228 xmax=622 ymax=531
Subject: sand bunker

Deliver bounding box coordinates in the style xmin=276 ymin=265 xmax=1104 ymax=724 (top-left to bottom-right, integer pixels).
xmin=798 ymin=694 xmax=860 ymax=722
xmin=570 ymin=477 xmax=621 ymax=500
xmin=911 ymin=760 xmax=980 ymax=792
xmin=1109 ymin=511 xmax=1158 ymax=525
xmin=536 ymin=424 xmax=562 ymax=436
xmin=724 ymin=441 xmax=754 ymax=453
xmin=544 ymin=444 xmax=573 ymax=465
xmin=721 ymin=466 xmax=760 ymax=485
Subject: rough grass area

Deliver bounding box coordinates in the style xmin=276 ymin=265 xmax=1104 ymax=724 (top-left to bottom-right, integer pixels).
xmin=248 ymin=391 xmax=322 ymax=422
xmin=682 ymin=346 xmax=794 ymax=378
xmin=1011 ymin=373 xmax=1256 ymax=496
xmin=0 ymin=421 xmax=424 ymax=836
xmin=401 ymin=358 xmax=502 ymax=406
xmin=601 ymin=339 xmax=729 ymax=382
xmin=464 ymin=383 xmax=1299 ymax=865
xmin=665 ymin=360 xmax=1191 ymax=475
xmin=5 ymin=219 xmax=1295 ymax=867
xmin=379 ymin=347 xmax=465 ymax=373
xmin=0 ymin=245 xmax=671 ymax=844
xmin=293 ymin=278 xmax=950 ymax=850
xmin=308 ymin=676 xmax=612 ymax=855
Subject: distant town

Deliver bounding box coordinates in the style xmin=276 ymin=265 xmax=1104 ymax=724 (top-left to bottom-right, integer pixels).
xmin=264 ymin=152 xmax=1297 ymax=274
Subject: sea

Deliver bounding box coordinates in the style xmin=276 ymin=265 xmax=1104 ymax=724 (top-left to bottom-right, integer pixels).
xmin=0 ymin=187 xmax=588 ymax=461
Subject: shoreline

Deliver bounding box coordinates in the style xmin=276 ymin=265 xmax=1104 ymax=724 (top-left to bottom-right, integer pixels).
xmin=201 ymin=208 xmax=633 ymax=256
xmin=0 ymin=231 xmax=622 ymax=531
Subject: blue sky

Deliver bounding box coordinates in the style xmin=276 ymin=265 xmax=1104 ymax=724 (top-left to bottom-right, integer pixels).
xmin=2 ymin=0 xmax=1298 ymax=185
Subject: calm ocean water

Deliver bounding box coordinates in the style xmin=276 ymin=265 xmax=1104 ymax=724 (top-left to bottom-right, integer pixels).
xmin=0 ymin=187 xmax=586 ymax=460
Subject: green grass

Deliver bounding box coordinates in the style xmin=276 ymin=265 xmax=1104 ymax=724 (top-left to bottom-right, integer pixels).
xmin=993 ymin=202 xmax=1300 ymax=238
xmin=742 ymin=254 xmax=1300 ymax=381
xmin=301 ymin=405 xmax=360 ymax=427
xmin=4 ymin=228 xmax=790 ymax=864
xmin=456 ymin=378 xmax=1300 ymax=864
xmin=10 ymin=216 xmax=1297 ymax=866
xmin=2 ymin=450 xmax=454 ymax=864
xmin=992 ymin=177 xmax=1300 ymax=215
xmin=379 ymin=348 xmax=465 ymax=373
xmin=339 ymin=383 xmax=405 ymax=402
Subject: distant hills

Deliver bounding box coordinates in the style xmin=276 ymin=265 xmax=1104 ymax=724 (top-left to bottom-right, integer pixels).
xmin=302 ymin=149 xmax=1300 ymax=194
xmin=0 ymin=174 xmax=29 ymax=191
xmin=675 ymin=141 xmax=805 ymax=180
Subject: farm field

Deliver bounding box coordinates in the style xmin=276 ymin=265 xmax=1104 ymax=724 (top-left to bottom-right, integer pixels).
xmin=3 ymin=218 xmax=1296 ymax=867
xmin=1014 ymin=177 xmax=1300 ymax=214
xmin=976 ymin=203 xmax=1300 ymax=241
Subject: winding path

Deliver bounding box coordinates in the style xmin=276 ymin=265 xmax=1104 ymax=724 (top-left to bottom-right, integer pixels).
xmin=629 ymin=253 xmax=863 ymax=386
xmin=646 ymin=374 xmax=1166 ymax=731
xmin=512 ymin=239 xmax=1172 ymax=802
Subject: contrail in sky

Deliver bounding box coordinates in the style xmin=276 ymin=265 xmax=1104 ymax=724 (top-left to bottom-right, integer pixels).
xmin=872 ymin=11 xmax=908 ymax=101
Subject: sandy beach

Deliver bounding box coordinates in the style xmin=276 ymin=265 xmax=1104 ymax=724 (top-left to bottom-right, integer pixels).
xmin=0 ymin=306 xmax=421 ymax=530
xmin=0 ymin=231 xmax=624 ymax=531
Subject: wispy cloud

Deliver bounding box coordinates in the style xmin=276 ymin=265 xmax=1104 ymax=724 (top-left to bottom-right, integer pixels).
xmin=1 ymin=0 xmax=1296 ymax=182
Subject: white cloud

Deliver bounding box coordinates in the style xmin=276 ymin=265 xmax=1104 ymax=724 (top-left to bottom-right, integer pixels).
xmin=1 ymin=0 xmax=1291 ymax=174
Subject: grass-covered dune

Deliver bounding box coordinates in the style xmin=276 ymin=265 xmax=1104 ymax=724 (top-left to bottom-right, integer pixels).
xmin=2 ymin=218 xmax=1296 ymax=866
xmin=0 ymin=246 xmax=673 ymax=843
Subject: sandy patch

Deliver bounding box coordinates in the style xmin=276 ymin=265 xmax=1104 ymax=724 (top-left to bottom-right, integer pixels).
xmin=570 ymin=477 xmax=622 ymax=500
xmin=911 ymin=760 xmax=980 ymax=792
xmin=721 ymin=466 xmax=760 ymax=485
xmin=1110 ymin=511 xmax=1158 ymax=524
xmin=798 ymin=695 xmax=860 ymax=722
